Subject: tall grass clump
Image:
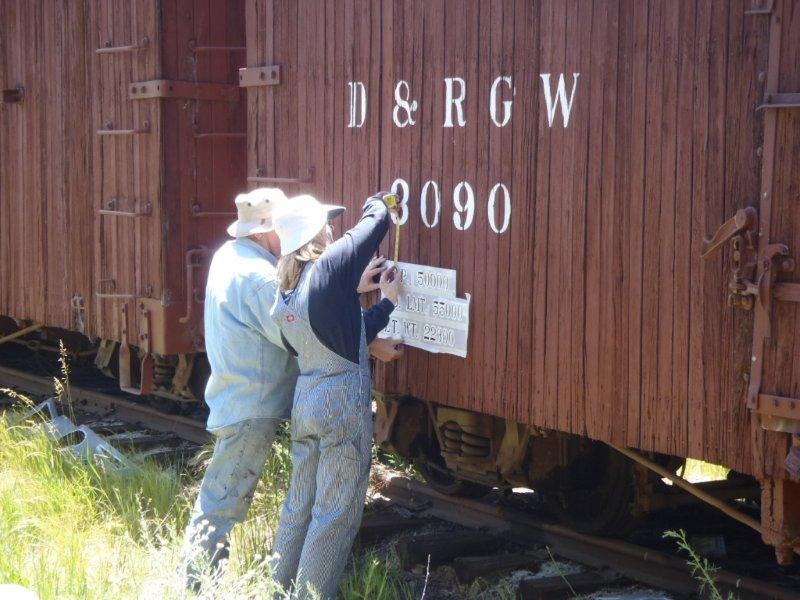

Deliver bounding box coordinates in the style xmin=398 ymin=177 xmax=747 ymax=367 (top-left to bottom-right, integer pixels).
xmin=0 ymin=396 xmax=415 ymax=599
xmin=338 ymin=550 xmax=414 ymax=600
xmin=0 ymin=410 xmax=190 ymax=598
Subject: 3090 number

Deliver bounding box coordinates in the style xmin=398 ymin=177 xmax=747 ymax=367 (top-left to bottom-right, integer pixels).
xmin=390 ymin=178 xmax=511 ymax=235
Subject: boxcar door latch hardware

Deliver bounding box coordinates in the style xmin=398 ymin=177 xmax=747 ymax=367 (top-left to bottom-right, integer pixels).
xmin=1 ymin=86 xmax=24 ymax=103
xmin=703 ymin=207 xmax=762 ymax=310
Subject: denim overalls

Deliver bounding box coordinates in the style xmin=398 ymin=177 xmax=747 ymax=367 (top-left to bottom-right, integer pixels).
xmin=270 ymin=264 xmax=373 ymax=599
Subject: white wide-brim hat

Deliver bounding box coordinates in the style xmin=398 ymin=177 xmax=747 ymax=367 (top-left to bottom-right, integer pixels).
xmin=226 ymin=187 xmax=288 ymax=237
xmin=273 ymin=194 xmax=345 ymax=256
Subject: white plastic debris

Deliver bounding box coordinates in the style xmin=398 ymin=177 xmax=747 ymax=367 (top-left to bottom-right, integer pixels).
xmin=18 ymin=398 xmax=130 ymax=470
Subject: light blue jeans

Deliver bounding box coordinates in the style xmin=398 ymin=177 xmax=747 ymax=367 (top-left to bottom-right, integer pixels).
xmin=183 ymin=417 xmax=280 ymax=586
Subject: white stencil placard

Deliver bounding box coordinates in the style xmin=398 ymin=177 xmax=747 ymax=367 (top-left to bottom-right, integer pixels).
xmin=378 ymin=262 xmax=471 ymax=358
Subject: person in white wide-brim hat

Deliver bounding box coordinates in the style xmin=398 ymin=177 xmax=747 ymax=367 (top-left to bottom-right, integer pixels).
xmin=268 ymin=193 xmax=402 ymax=599
xmin=182 ymin=187 xmax=301 ymax=590
xmin=225 ymin=187 xmax=289 ymax=238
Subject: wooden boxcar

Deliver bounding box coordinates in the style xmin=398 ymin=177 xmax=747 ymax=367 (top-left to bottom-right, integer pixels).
xmin=242 ymin=0 xmax=800 ymax=561
xmin=1 ymin=0 xmax=799 ymax=562
xmin=0 ymin=0 xmax=245 ymax=395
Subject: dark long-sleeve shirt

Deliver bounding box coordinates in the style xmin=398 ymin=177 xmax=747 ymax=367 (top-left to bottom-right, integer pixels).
xmin=307 ymin=197 xmax=394 ymax=364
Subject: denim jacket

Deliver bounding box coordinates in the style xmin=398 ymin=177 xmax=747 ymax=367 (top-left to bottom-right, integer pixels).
xmin=203 ymin=238 xmax=299 ymax=430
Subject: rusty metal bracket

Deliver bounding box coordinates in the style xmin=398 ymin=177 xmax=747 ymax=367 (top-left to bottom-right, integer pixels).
xmin=128 ymin=80 xmax=240 ymax=102
xmin=96 ymin=120 xmax=150 ymax=136
xmin=248 ymin=166 xmax=315 ymax=185
xmin=755 ymin=394 xmax=800 ymax=421
xmin=757 ymin=92 xmax=800 ymax=111
xmin=96 ymin=36 xmax=149 ymax=54
xmin=238 ymin=65 xmax=281 ymax=88
xmin=98 ymin=198 xmax=153 ymax=217
xmin=1 ymin=86 xmax=24 ymax=103
xmin=179 ymin=248 xmax=213 ymax=324
xmin=118 ymin=303 xmax=154 ymax=396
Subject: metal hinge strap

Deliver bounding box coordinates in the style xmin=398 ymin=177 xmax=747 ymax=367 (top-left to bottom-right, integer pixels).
xmin=128 ymin=80 xmax=240 ymax=102
xmin=756 ymin=394 xmax=800 ymax=421
xmin=238 ymin=66 xmax=281 ymax=88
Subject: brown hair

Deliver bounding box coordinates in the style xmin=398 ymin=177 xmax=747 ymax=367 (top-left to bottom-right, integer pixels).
xmin=277 ymin=226 xmax=333 ymax=292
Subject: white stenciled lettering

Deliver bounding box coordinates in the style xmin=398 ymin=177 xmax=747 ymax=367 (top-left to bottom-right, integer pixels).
xmin=390 ymin=178 xmax=410 ymax=226
xmin=405 ymin=294 xmax=428 ymax=314
xmin=403 ymin=321 xmax=420 ymax=339
xmin=490 ymin=76 xmax=515 ymax=127
xmin=420 ymin=180 xmax=441 ymax=228
xmin=415 ymin=270 xmax=449 ymax=290
xmin=488 ymin=182 xmax=511 ymax=234
xmin=452 ymin=181 xmax=475 ymax=230
xmin=347 ymin=81 xmax=367 ymax=128
xmin=431 ymin=299 xmax=465 ymax=321
xmin=393 ymin=81 xmax=418 ymax=128
xmin=423 ymin=324 xmax=456 ymax=347
xmin=443 ymin=77 xmax=467 ymax=128
xmin=540 ymin=73 xmax=579 ymax=128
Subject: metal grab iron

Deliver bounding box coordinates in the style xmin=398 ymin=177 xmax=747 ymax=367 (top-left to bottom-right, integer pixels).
xmin=702 ymin=206 xmax=759 ymax=259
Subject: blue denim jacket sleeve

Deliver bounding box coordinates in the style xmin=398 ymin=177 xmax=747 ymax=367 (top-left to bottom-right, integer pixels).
xmin=243 ymin=280 xmax=286 ymax=349
xmin=203 ymin=239 xmax=299 ymax=430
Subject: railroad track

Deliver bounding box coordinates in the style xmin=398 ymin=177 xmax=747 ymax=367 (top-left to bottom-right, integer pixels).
xmin=2 ymin=360 xmax=798 ymax=598
xmin=0 ymin=364 xmax=209 ymax=445
xmin=370 ymin=467 xmax=800 ymax=600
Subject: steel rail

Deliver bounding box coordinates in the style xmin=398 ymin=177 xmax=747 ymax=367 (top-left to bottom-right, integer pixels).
xmin=0 ymin=365 xmax=209 ymax=444
xmin=374 ymin=468 xmax=800 ymax=600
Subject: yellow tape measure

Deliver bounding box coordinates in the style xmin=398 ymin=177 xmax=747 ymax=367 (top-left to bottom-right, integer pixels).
xmin=382 ymin=193 xmax=401 ymax=263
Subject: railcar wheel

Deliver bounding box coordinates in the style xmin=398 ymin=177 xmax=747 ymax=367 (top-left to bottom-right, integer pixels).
xmin=415 ymin=436 xmax=492 ymax=499
xmin=543 ymin=444 xmax=637 ymax=536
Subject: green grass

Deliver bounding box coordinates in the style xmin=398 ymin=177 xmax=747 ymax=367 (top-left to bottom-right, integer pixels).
xmin=0 ymin=408 xmax=413 ymax=599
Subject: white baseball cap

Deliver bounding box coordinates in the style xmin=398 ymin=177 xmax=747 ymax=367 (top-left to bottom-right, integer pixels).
xmin=226 ymin=187 xmax=288 ymax=237
xmin=273 ymin=194 xmax=345 ymax=255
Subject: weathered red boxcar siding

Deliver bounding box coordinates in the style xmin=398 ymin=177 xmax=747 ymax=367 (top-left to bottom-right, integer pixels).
xmin=91 ymin=0 xmax=164 ymax=343
xmin=2 ymin=1 xmax=246 ymax=355
xmin=0 ymin=1 xmax=95 ymax=333
xmin=245 ymin=1 xmax=798 ymax=480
